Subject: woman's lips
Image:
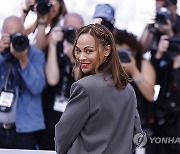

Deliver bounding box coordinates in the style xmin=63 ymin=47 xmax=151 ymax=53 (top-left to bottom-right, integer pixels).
xmin=80 ymin=63 xmax=90 ymax=68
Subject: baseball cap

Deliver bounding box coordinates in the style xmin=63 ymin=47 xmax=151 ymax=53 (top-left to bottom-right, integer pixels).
xmin=93 ymin=4 xmax=115 ymax=23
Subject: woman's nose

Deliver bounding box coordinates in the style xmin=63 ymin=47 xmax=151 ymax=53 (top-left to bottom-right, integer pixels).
xmin=79 ymin=53 xmax=87 ymax=60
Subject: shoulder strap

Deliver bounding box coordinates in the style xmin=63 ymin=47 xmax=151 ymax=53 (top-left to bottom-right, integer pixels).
xmin=0 ymin=63 xmax=12 ymax=92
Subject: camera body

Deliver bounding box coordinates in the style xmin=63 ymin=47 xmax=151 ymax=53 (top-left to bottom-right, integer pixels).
xmin=166 ymin=37 xmax=180 ymax=57
xmin=62 ymin=27 xmax=76 ymax=44
xmin=30 ymin=0 xmax=52 ymax=15
xmin=10 ymin=32 xmax=29 ymax=52
xmin=155 ymin=7 xmax=171 ymax=25
xmin=118 ymin=49 xmax=131 ymax=63
xmin=36 ymin=0 xmax=52 ymax=15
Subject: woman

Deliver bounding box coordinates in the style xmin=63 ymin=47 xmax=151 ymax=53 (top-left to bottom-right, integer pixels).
xmin=21 ymin=0 xmax=67 ymax=51
xmin=55 ymin=24 xmax=143 ymax=154
xmin=113 ymin=29 xmax=156 ymax=102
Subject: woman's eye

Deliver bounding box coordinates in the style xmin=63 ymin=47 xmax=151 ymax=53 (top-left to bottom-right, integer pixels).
xmin=86 ymin=50 xmax=93 ymax=54
xmin=75 ymin=49 xmax=81 ymax=54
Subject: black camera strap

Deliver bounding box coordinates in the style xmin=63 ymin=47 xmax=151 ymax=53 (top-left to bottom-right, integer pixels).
xmin=0 ymin=63 xmax=12 ymax=92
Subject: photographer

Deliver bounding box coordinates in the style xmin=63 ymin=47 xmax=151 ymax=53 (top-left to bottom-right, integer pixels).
xmin=37 ymin=13 xmax=84 ymax=150
xmin=151 ymin=34 xmax=180 ymax=154
xmin=140 ymin=0 xmax=180 ymax=53
xmin=140 ymin=1 xmax=180 ymax=153
xmin=21 ymin=0 xmax=67 ymax=51
xmin=92 ymin=3 xmax=115 ymax=33
xmin=0 ymin=16 xmax=45 ymax=149
xmin=113 ymin=29 xmax=156 ymax=153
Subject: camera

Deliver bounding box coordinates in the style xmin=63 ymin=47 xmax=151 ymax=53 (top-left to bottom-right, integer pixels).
xmin=62 ymin=27 xmax=76 ymax=44
xmin=166 ymin=37 xmax=180 ymax=57
xmin=30 ymin=0 xmax=52 ymax=15
xmin=36 ymin=0 xmax=52 ymax=15
xmin=10 ymin=32 xmax=29 ymax=52
xmin=155 ymin=7 xmax=171 ymax=25
xmin=118 ymin=49 xmax=131 ymax=63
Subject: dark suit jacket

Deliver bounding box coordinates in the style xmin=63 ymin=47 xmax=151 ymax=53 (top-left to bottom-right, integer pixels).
xmin=55 ymin=73 xmax=142 ymax=154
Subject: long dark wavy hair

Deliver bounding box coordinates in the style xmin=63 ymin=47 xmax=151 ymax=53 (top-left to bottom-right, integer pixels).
xmin=51 ymin=0 xmax=67 ymax=28
xmin=72 ymin=24 xmax=130 ymax=90
xmin=113 ymin=29 xmax=143 ymax=70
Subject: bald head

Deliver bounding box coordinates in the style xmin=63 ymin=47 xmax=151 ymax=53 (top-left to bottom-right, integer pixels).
xmin=63 ymin=13 xmax=84 ymax=29
xmin=2 ymin=16 xmax=24 ymax=35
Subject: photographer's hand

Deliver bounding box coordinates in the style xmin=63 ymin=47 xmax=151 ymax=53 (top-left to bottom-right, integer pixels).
xmin=121 ymin=55 xmax=138 ymax=75
xmin=155 ymin=35 xmax=169 ymax=59
xmin=24 ymin=0 xmax=36 ymax=11
xmin=48 ymin=26 xmax=63 ymax=47
xmin=156 ymin=20 xmax=174 ymax=37
xmin=0 ymin=33 xmax=10 ymax=53
xmin=173 ymin=55 xmax=180 ymax=69
xmin=10 ymin=45 xmax=29 ymax=69
xmin=21 ymin=0 xmax=36 ymax=21
xmin=45 ymin=26 xmax=63 ymax=86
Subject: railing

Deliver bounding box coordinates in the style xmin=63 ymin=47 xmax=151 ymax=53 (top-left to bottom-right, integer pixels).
xmin=0 ymin=149 xmax=56 ymax=154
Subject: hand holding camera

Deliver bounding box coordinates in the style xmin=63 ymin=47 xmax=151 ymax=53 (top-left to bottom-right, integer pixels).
xmin=49 ymin=27 xmax=64 ymax=47
xmin=23 ymin=0 xmax=36 ymax=13
xmin=0 ymin=33 xmax=11 ymax=53
xmin=28 ymin=0 xmax=52 ymax=15
xmin=156 ymin=35 xmax=180 ymax=59
xmin=155 ymin=19 xmax=174 ymax=36
xmin=156 ymin=35 xmax=170 ymax=59
xmin=10 ymin=33 xmax=29 ymax=69
xmin=119 ymin=50 xmax=138 ymax=75
xmin=0 ymin=32 xmax=29 ymax=68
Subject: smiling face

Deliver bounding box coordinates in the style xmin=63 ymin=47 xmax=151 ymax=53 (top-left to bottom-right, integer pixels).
xmin=74 ymin=33 xmax=108 ymax=74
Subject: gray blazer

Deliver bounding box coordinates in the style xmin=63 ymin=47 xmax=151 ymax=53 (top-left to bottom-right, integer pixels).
xmin=55 ymin=73 xmax=142 ymax=154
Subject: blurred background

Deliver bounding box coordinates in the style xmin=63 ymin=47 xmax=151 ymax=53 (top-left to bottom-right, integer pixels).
xmin=0 ymin=0 xmax=180 ymax=38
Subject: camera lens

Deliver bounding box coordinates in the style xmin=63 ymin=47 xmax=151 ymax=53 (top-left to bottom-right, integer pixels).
xmin=155 ymin=7 xmax=171 ymax=25
xmin=11 ymin=33 xmax=29 ymax=52
xmin=118 ymin=49 xmax=131 ymax=63
xmin=62 ymin=27 xmax=76 ymax=44
xmin=36 ymin=1 xmax=52 ymax=15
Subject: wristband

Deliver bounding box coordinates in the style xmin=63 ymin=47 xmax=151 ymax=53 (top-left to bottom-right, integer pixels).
xmin=38 ymin=21 xmax=47 ymax=26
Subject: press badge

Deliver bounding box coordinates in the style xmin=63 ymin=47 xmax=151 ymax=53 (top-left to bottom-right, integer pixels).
xmin=0 ymin=91 xmax=15 ymax=112
xmin=53 ymin=95 xmax=68 ymax=113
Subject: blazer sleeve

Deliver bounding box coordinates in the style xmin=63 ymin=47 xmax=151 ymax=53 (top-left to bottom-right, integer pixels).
xmin=55 ymin=82 xmax=90 ymax=154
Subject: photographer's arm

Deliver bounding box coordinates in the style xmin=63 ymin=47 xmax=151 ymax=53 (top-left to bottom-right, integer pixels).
xmin=35 ymin=16 xmax=49 ymax=51
xmin=45 ymin=27 xmax=63 ymax=86
xmin=132 ymin=60 xmax=156 ymax=102
xmin=122 ymin=56 xmax=156 ymax=102
xmin=20 ymin=0 xmax=36 ymax=20
xmin=140 ymin=24 xmax=154 ymax=52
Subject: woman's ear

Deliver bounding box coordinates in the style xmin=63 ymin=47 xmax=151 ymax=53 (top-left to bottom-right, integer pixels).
xmin=104 ymin=45 xmax=111 ymax=57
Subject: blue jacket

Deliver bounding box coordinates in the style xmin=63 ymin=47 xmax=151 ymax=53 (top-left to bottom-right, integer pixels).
xmin=0 ymin=46 xmax=46 ymax=132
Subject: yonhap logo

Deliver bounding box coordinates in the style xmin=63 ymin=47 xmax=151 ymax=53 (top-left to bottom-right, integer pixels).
xmin=133 ymin=132 xmax=147 ymax=148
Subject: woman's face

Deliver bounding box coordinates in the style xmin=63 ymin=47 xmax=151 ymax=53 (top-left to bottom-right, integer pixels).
xmin=74 ymin=33 xmax=107 ymax=74
xmin=49 ymin=0 xmax=61 ymax=20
